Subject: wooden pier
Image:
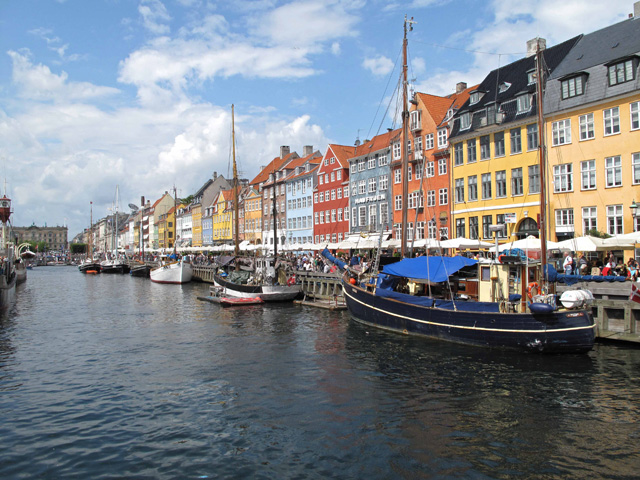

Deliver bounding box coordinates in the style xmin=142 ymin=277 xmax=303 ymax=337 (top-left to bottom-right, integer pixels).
xmin=557 ymin=282 xmax=640 ymax=344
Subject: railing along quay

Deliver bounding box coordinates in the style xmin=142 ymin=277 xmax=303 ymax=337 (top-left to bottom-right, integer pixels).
xmin=557 ymin=282 xmax=640 ymax=344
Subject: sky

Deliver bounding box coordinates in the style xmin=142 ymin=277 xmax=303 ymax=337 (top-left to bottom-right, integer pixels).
xmin=0 ymin=0 xmax=635 ymax=238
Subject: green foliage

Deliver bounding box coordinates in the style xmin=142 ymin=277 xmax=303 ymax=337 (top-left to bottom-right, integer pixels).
xmin=180 ymin=195 xmax=195 ymax=205
xmin=70 ymin=243 xmax=87 ymax=254
xmin=24 ymin=241 xmax=48 ymax=252
xmin=586 ymin=229 xmax=610 ymax=239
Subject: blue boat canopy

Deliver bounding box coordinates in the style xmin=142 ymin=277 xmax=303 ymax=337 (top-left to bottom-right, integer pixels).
xmin=382 ymin=256 xmax=478 ymax=283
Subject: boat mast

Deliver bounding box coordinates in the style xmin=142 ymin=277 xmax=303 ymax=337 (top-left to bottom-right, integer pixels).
xmin=232 ymin=104 xmax=240 ymax=259
xmin=173 ymin=186 xmax=178 ymax=257
xmin=89 ymin=201 xmax=93 ymax=260
xmin=534 ymin=39 xmax=548 ymax=278
xmin=272 ymin=165 xmax=278 ymax=259
xmin=400 ymin=15 xmax=415 ymax=258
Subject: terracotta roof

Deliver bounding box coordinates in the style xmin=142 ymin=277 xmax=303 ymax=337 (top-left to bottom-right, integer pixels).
xmin=249 ymin=151 xmax=299 ymax=186
xmin=324 ymin=144 xmax=357 ymax=169
xmin=416 ymin=92 xmax=456 ymax=124
xmin=351 ymin=128 xmax=400 ymax=158
xmin=286 ymin=163 xmax=320 ymax=181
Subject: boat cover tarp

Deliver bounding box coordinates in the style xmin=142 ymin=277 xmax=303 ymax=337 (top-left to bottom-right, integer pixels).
xmin=381 ymin=255 xmax=478 ymax=282
xmin=544 ymin=265 xmax=627 ymax=285
xmin=321 ymin=248 xmax=347 ymax=270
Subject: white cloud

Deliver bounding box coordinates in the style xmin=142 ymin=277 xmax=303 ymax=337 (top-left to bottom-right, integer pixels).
xmin=139 ymin=0 xmax=172 ymax=35
xmin=331 ymin=42 xmax=341 ymax=55
xmin=8 ymin=50 xmax=120 ymax=101
xmin=362 ymin=55 xmax=394 ymax=76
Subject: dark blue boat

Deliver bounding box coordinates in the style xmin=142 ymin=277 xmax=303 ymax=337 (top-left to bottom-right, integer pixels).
xmin=334 ymin=253 xmax=595 ymax=353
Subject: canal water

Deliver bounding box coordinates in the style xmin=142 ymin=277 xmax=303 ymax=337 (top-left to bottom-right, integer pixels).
xmin=1 ymin=267 xmax=639 ymax=479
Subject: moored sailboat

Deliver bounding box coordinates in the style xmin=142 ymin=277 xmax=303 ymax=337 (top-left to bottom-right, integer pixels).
xmin=335 ymin=19 xmax=595 ymax=353
xmin=79 ymin=201 xmax=102 ymax=274
xmin=212 ymin=105 xmax=300 ymax=302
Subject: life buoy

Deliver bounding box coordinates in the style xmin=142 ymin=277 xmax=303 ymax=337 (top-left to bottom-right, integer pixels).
xmin=287 ymin=276 xmax=296 ymax=286
xmin=498 ymin=255 xmax=506 ymax=263
xmin=527 ymin=282 xmax=539 ymax=300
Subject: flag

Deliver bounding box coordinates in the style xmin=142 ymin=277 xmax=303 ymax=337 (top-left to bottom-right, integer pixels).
xmin=630 ymin=283 xmax=640 ymax=304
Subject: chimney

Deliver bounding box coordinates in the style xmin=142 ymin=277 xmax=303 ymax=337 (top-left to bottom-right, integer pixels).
xmin=141 ymin=196 xmax=145 ymax=207
xmin=213 ymin=171 xmax=217 ymax=180
xmin=280 ymin=146 xmax=290 ymax=159
xmin=635 ymin=1 xmax=640 ymax=17
xmin=303 ymin=145 xmax=313 ymax=157
xmin=456 ymin=82 xmax=467 ymax=94
xmin=526 ymin=37 xmax=546 ymax=58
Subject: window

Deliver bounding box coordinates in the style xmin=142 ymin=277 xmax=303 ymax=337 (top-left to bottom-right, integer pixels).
xmin=437 ymin=129 xmax=448 ymax=148
xmin=408 ymin=164 xmax=412 ymax=181
xmin=410 ymin=110 xmax=422 ymax=130
xmin=358 ymin=160 xmax=365 ymax=172
xmin=344 ymin=207 xmax=349 ymax=220
xmin=605 ymin=156 xmax=622 ymax=187
xmin=351 ymin=208 xmax=356 ymax=226
xmin=344 ymin=186 xmax=349 ymax=198
xmin=330 ymin=171 xmax=335 ymax=182
xmin=603 ymin=107 xmax=620 ymax=136
xmin=319 ymin=192 xmax=324 ymax=202
xmin=337 ymin=208 xmax=342 ymax=222
xmin=438 ymin=158 xmax=447 ymax=175
xmin=553 ymin=164 xmax=573 ymax=193
xmin=380 ymin=203 xmax=389 ymax=226
xmin=460 ymin=113 xmax=471 ymax=130
xmin=358 ymin=180 xmax=366 ymax=195
xmin=379 ymin=174 xmax=388 ymax=191
xmin=511 ymin=168 xmax=523 ymax=196
xmin=415 ymin=161 xmax=423 ymax=180
xmin=510 ymin=128 xmax=521 ymax=154
xmin=351 ymin=183 xmax=357 ymax=196
xmin=552 ymin=119 xmax=571 ymax=146
xmin=337 ymin=188 xmax=342 ymax=199
xmin=426 ymin=161 xmax=435 ymax=177
xmin=579 ymin=113 xmax=594 ymax=140
xmin=331 ymin=209 xmax=336 ymax=223
xmin=494 ymin=132 xmax=505 ymax=157
xmin=467 ymin=139 xmax=477 ymax=163
xmin=608 ymin=59 xmax=635 ymax=86
xmin=416 ymin=221 xmax=425 ymax=239
xmin=454 ymin=143 xmax=464 ymax=166
xmin=415 ymin=136 xmax=423 ymax=153
xmin=581 ymin=160 xmax=596 ymax=190
xmin=439 ymin=188 xmax=448 ymax=206
xmin=480 ymin=135 xmax=490 ymax=160
xmin=394 ymin=195 xmax=402 ymax=211
xmin=336 ymin=170 xmax=342 ymax=180
xmin=331 ymin=189 xmax=336 ymax=200
xmin=470 ymin=92 xmax=482 ymax=104
xmin=632 ymin=102 xmax=640 ymax=130
xmin=555 ymin=208 xmax=574 ymax=230
xmin=456 ymin=218 xmax=465 ymax=238
xmin=427 ymin=220 xmax=436 ymax=239
xmin=393 ymin=142 xmax=401 ymax=160
xmin=561 ymin=76 xmax=585 ymax=99
xmin=455 ymin=178 xmax=464 ymax=203
xmin=358 ymin=206 xmax=366 ymax=227
xmin=482 ymin=215 xmax=492 ymax=239
xmin=469 ymin=217 xmax=479 ymax=239
xmin=320 ymin=211 xmax=324 ymax=224
xmin=527 ymin=124 xmax=539 ymax=151
xmin=516 ymin=94 xmax=531 ymax=113
xmin=319 ymin=176 xmax=323 ymax=185
xmin=633 ymin=153 xmax=640 ymax=185
xmin=496 ymin=170 xmax=507 ymax=198
xmin=408 ymin=192 xmax=419 ymax=209
xmin=368 ymin=178 xmax=376 ymax=193
xmin=368 ymin=205 xmax=377 ymax=229
xmin=368 ymin=157 xmax=376 ymax=169
xmin=528 ymin=164 xmax=540 ymax=194
xmin=582 ymin=207 xmax=597 ymax=234
xmin=607 ymin=205 xmax=623 ymax=235
xmin=427 ymin=190 xmax=435 ymax=207
xmin=350 ymin=163 xmax=357 ymax=174
xmin=481 ymin=173 xmax=492 ymax=199
xmin=468 ymin=175 xmax=478 ymax=202
xmin=425 ymin=133 xmax=434 ymax=150
xmin=394 ymin=168 xmax=401 ymax=184
xmin=378 ymin=154 xmax=388 ymax=166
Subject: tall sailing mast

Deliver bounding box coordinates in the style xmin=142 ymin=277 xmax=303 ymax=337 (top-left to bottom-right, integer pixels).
xmin=534 ymin=38 xmax=549 ymax=279
xmin=400 ymin=15 xmax=415 ymax=258
xmin=232 ymin=104 xmax=240 ymax=258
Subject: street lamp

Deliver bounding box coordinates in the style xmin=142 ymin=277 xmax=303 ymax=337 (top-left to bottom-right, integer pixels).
xmin=630 ymin=199 xmax=639 ymax=218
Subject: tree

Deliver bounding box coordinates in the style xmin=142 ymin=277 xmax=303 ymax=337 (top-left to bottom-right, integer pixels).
xmin=70 ymin=243 xmax=87 ymax=254
xmin=586 ymin=229 xmax=610 ymax=239
xmin=180 ymin=195 xmax=194 ymax=205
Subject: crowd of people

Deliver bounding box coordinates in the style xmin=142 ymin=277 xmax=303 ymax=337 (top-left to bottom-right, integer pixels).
xmin=562 ymin=251 xmax=639 ymax=281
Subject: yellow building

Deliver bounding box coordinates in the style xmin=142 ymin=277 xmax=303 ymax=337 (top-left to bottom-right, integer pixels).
xmin=212 ymin=189 xmax=233 ymax=244
xmin=243 ymin=187 xmax=262 ymax=246
xmin=449 ymin=38 xmax=579 ymax=243
xmin=191 ymin=203 xmax=202 ymax=247
xmin=157 ymin=206 xmax=176 ymax=249
xmin=543 ymin=16 xmax=640 ymax=240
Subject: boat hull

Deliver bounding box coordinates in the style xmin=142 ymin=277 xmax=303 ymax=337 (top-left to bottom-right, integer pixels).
xmin=78 ymin=262 xmax=102 ymax=274
xmin=100 ymin=261 xmax=131 ymax=274
xmin=150 ymin=261 xmax=193 ymax=284
xmin=342 ymin=280 xmax=595 ymax=353
xmin=213 ymin=274 xmax=300 ymax=301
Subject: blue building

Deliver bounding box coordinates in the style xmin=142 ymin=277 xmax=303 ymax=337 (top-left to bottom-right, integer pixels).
xmin=285 ymin=153 xmax=321 ymax=248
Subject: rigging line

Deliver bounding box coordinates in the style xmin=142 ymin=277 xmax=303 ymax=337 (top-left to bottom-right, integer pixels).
xmin=366 ymin=46 xmax=403 ymax=141
xmin=410 ymin=38 xmax=527 ymax=57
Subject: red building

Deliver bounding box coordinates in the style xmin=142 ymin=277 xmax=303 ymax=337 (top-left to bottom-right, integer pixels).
xmin=314 ymin=144 xmax=355 ymax=245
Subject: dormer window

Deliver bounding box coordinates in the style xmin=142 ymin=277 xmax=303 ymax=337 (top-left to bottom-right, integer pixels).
xmin=460 ymin=112 xmax=471 ymax=130
xmin=410 ymin=110 xmax=422 ymax=131
xmin=469 ymin=91 xmax=483 ymax=105
xmin=527 ymin=70 xmax=535 ymax=85
xmin=498 ymin=82 xmax=511 ymax=93
xmin=516 ymin=94 xmax=532 ymax=113
xmin=561 ymin=74 xmax=586 ymax=99
xmin=607 ymin=57 xmax=636 ymax=86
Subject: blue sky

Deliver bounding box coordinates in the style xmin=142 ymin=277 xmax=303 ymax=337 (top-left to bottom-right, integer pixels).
xmin=0 ymin=0 xmax=634 ymax=237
